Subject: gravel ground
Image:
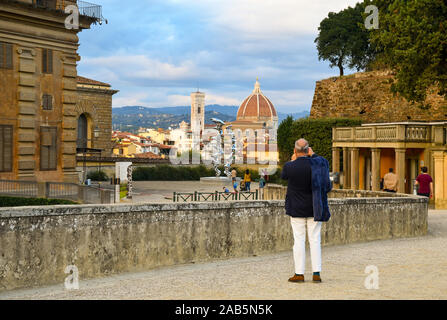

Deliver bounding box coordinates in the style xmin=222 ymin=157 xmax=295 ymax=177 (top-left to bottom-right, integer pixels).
xmin=1 ymin=210 xmax=446 ymax=300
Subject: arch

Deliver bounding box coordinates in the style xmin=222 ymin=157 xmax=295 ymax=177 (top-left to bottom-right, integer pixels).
xmin=77 ymin=113 xmax=93 ymax=149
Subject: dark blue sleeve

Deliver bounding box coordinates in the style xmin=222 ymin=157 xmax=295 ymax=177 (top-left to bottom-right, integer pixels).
xmin=281 ymin=163 xmax=289 ymax=180
xmin=325 ymin=159 xmax=332 ymax=192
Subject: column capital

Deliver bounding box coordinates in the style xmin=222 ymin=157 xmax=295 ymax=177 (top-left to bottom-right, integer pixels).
xmin=395 ymin=148 xmax=406 ymax=153
xmin=371 ymin=148 xmax=381 ymax=153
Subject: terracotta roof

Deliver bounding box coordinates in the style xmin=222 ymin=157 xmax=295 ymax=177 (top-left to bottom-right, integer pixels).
xmin=132 ymin=152 xmax=163 ymax=159
xmin=77 ymin=76 xmax=111 ymax=87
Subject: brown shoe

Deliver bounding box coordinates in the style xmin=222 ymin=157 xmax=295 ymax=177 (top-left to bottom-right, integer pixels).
xmin=288 ymin=274 xmax=304 ymax=283
xmin=312 ymin=274 xmax=322 ymax=283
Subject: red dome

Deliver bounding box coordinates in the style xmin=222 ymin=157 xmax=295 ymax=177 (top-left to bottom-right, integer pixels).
xmin=237 ymin=79 xmax=277 ymax=121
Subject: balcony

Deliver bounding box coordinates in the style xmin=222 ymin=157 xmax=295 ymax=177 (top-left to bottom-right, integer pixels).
xmin=33 ymin=0 xmax=106 ymax=24
xmin=332 ymin=122 xmax=447 ymax=144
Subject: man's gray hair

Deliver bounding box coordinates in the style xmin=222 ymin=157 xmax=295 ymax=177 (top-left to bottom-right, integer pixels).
xmin=295 ymin=138 xmax=309 ymax=154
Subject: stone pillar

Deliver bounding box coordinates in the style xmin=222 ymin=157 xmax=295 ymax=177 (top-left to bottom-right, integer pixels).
xmin=332 ymin=147 xmax=341 ymax=189
xmin=17 ymin=47 xmax=38 ymax=180
xmin=61 ymin=54 xmax=79 ymax=183
xmin=395 ymin=148 xmax=406 ymax=193
xmin=350 ymin=148 xmax=359 ymax=190
xmin=433 ymin=151 xmax=445 ymax=209
xmin=371 ymin=148 xmax=381 ymax=191
xmin=343 ymin=147 xmax=350 ymax=189
xmin=410 ymin=159 xmax=417 ymax=194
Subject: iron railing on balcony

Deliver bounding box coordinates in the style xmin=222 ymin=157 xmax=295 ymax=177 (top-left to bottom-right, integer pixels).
xmin=33 ymin=0 xmax=106 ymax=24
xmin=77 ymin=0 xmax=106 ymax=23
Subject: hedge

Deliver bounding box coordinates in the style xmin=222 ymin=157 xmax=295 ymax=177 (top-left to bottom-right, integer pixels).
xmin=87 ymin=170 xmax=109 ymax=182
xmin=0 ymin=196 xmax=78 ymax=207
xmin=277 ymin=117 xmax=362 ymax=169
xmin=132 ymin=164 xmax=284 ymax=184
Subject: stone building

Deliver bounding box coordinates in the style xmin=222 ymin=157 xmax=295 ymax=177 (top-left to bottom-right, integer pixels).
xmin=332 ymin=122 xmax=447 ymax=209
xmin=226 ymin=79 xmax=279 ymax=165
xmin=310 ymin=70 xmax=447 ymax=123
xmin=0 ymin=0 xmax=115 ymax=183
xmin=76 ymin=76 xmax=118 ymax=156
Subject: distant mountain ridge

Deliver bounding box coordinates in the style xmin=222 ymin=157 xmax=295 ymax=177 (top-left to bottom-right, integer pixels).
xmin=112 ymin=105 xmax=309 ymax=132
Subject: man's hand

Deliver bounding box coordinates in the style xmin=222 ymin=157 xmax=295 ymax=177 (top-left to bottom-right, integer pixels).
xmin=308 ymin=147 xmax=314 ymax=156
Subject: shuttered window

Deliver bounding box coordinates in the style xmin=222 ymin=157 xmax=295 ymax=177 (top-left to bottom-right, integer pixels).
xmin=0 ymin=42 xmax=13 ymax=70
xmin=42 ymin=48 xmax=53 ymax=74
xmin=0 ymin=125 xmax=13 ymax=172
xmin=40 ymin=126 xmax=57 ymax=171
xmin=42 ymin=94 xmax=53 ymax=110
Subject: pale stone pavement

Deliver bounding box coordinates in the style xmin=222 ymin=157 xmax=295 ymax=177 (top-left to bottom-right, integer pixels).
xmin=1 ymin=211 xmax=446 ymax=300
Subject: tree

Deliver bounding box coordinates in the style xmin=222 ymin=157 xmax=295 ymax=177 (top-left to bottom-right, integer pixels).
xmin=315 ymin=3 xmax=375 ymax=76
xmin=370 ymin=0 xmax=447 ymax=102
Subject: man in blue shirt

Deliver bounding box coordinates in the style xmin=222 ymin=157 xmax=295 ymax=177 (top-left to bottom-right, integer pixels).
xmin=281 ymin=138 xmax=331 ymax=283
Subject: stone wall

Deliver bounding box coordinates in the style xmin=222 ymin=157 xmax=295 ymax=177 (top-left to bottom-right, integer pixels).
xmin=0 ymin=197 xmax=428 ymax=291
xmin=76 ymin=88 xmax=115 ymax=157
xmin=310 ymin=70 xmax=447 ymax=122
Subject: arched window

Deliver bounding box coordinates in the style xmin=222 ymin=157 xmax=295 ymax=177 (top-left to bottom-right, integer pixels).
xmin=77 ymin=114 xmax=88 ymax=149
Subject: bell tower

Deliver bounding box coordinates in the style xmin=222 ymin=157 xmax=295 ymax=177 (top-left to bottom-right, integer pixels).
xmin=191 ymin=91 xmax=205 ymax=135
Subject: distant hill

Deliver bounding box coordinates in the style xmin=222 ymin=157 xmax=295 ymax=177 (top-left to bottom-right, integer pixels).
xmin=112 ymin=105 xmax=309 ymax=132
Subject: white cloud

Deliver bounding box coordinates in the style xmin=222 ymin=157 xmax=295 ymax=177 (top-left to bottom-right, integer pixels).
xmin=185 ymin=0 xmax=361 ymax=38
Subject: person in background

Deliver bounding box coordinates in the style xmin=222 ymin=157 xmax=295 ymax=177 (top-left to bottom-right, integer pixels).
xmin=244 ymin=169 xmax=252 ymax=192
xmin=259 ymin=173 xmax=266 ymax=198
xmin=415 ymin=167 xmax=433 ymax=199
xmin=231 ymin=168 xmax=238 ymax=193
xmin=383 ymin=168 xmax=398 ymax=193
xmin=222 ymin=187 xmax=230 ymax=194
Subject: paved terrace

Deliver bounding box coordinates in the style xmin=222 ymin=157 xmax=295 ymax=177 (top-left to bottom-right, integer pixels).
xmin=1 ymin=210 xmax=445 ymax=300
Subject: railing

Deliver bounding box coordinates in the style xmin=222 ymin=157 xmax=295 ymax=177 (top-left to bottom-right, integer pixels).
xmin=77 ymin=0 xmax=105 ymax=22
xmin=32 ymin=0 xmax=106 ymax=23
xmin=173 ymin=190 xmax=259 ymax=202
xmin=333 ymin=124 xmax=434 ymax=143
xmin=0 ymin=180 xmax=38 ymax=197
xmin=376 ymin=126 xmax=397 ymax=141
xmin=0 ymin=180 xmax=114 ymax=204
xmin=406 ymin=126 xmax=429 ymax=141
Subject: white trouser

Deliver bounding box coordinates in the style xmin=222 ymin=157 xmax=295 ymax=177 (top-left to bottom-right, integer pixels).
xmin=290 ymin=217 xmax=322 ymax=275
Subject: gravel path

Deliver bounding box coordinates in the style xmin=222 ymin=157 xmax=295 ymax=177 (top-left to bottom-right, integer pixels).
xmin=1 ymin=210 xmax=446 ymax=300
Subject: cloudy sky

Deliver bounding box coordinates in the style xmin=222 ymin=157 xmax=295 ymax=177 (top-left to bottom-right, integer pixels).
xmin=77 ymin=0 xmax=360 ymax=113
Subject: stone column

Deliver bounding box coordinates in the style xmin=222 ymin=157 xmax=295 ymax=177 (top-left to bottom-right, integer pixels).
xmin=61 ymin=54 xmax=79 ymax=183
xmin=371 ymin=148 xmax=381 ymax=191
xmin=395 ymin=148 xmax=406 ymax=193
xmin=433 ymin=151 xmax=445 ymax=209
xmin=332 ymin=147 xmax=341 ymax=189
xmin=410 ymin=159 xmax=417 ymax=194
xmin=350 ymin=148 xmax=359 ymax=190
xmin=342 ymin=147 xmax=350 ymax=189
xmin=17 ymin=47 xmax=38 ymax=180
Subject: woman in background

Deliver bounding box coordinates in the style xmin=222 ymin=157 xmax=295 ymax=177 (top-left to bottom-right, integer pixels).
xmin=244 ymin=169 xmax=252 ymax=192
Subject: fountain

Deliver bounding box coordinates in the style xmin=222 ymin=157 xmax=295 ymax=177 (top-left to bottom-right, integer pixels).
xmin=200 ymin=118 xmax=239 ymax=184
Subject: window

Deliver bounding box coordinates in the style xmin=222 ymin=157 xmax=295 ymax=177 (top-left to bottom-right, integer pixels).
xmin=42 ymin=48 xmax=53 ymax=74
xmin=0 ymin=125 xmax=13 ymax=172
xmin=42 ymin=94 xmax=53 ymax=110
xmin=198 ymin=107 xmax=201 ymax=114
xmin=40 ymin=126 xmax=57 ymax=171
xmin=0 ymin=42 xmax=13 ymax=69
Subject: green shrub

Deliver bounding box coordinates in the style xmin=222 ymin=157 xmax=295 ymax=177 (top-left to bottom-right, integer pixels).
xmin=277 ymin=116 xmax=362 ymax=169
xmin=87 ymin=170 xmax=109 ymax=182
xmin=0 ymin=196 xmax=78 ymax=207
